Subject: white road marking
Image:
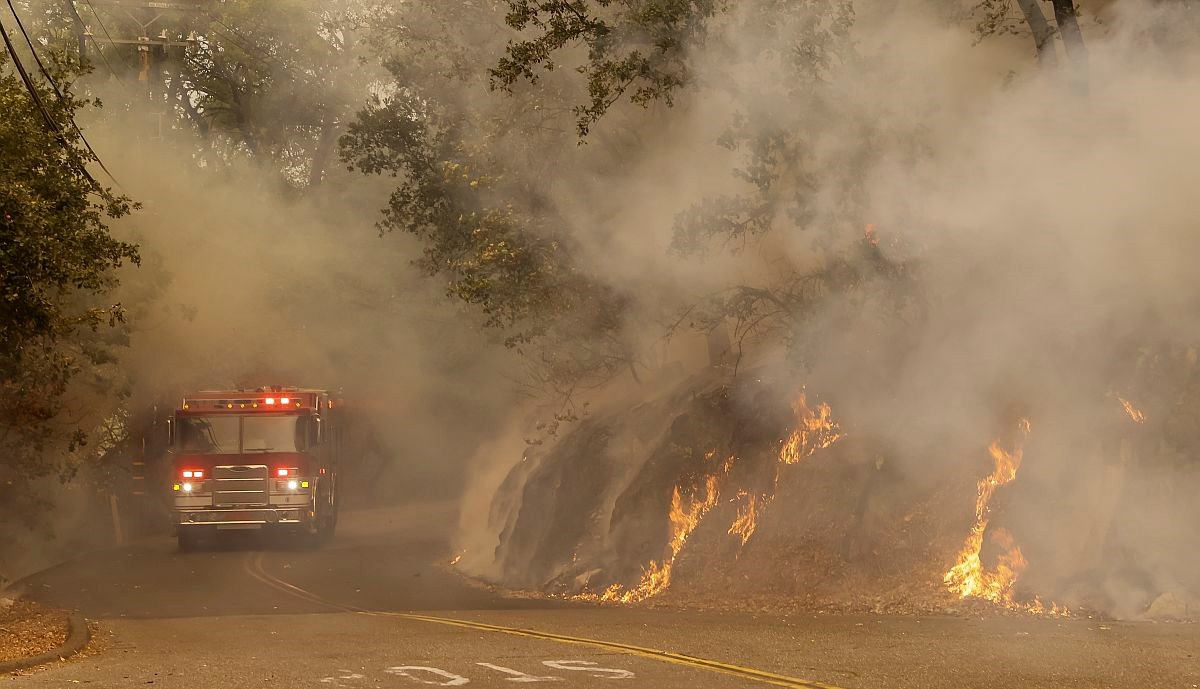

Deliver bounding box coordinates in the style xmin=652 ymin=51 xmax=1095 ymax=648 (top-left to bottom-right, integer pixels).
xmin=542 ymin=661 xmax=635 ymax=680
xmin=318 ymin=670 xmax=366 ymax=685
xmin=322 ymin=661 xmax=634 ymax=685
xmin=384 ymin=666 xmax=471 ymax=686
xmin=476 ymin=662 xmax=564 ymax=682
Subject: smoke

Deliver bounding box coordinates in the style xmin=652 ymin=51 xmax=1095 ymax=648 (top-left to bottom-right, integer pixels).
xmin=1 ymin=77 xmax=526 ymax=581
xmin=839 ymin=1 xmax=1200 ymax=615
xmin=456 ymin=0 xmax=1200 ymax=617
xmin=104 ymin=140 xmax=528 ymax=498
xmin=5 ymin=0 xmax=1196 ymax=617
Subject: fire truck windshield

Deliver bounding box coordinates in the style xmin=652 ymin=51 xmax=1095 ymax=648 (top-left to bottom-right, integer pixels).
xmin=178 ymin=416 xmax=239 ymax=454
xmin=243 ymin=416 xmax=304 ymax=453
xmin=178 ymin=416 xmax=306 ymax=454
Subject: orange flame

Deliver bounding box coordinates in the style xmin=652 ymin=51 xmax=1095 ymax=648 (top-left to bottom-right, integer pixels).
xmin=1117 ymin=397 xmax=1145 ymax=424
xmin=603 ymin=474 xmax=722 ymax=603
xmin=779 ymin=394 xmax=843 ymax=464
xmin=944 ymin=420 xmax=1068 ymax=616
xmin=728 ymin=491 xmax=761 ymax=546
xmin=585 ymin=393 xmax=842 ymax=603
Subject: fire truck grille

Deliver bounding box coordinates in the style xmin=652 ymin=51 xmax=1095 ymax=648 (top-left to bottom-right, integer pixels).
xmin=212 ymin=464 xmax=269 ymax=507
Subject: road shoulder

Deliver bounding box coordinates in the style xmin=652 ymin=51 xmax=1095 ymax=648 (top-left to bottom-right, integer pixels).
xmin=0 ymin=597 xmax=91 ymax=674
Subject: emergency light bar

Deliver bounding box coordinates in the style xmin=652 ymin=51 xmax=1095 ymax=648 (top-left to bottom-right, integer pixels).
xmin=178 ymin=388 xmax=339 ymax=414
xmin=181 ymin=392 xmax=319 ymax=411
xmin=182 ymin=398 xmax=304 ymax=410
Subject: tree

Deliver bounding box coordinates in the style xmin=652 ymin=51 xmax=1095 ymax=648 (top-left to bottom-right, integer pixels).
xmin=342 ymin=0 xmax=639 ymax=401
xmin=492 ymin=0 xmax=892 ymax=355
xmin=174 ymin=0 xmax=372 ymax=184
xmin=492 ymin=0 xmax=724 ymax=137
xmin=974 ymin=0 xmax=1087 ymax=80
xmin=0 ymin=47 xmax=139 ymax=532
xmin=45 ymin=0 xmax=384 ymax=188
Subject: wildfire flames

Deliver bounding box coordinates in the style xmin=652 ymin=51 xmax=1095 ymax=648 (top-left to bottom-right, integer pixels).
xmin=943 ymin=420 xmax=1067 ymax=615
xmin=1117 ymin=397 xmax=1146 ymax=424
xmin=728 ymin=491 xmax=760 ymax=546
xmin=584 ymin=392 xmax=845 ymax=603
xmin=601 ymin=474 xmax=722 ymax=603
xmin=779 ymin=394 xmax=843 ymax=464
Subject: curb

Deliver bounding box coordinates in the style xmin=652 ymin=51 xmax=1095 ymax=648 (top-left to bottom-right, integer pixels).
xmin=0 ymin=611 xmax=91 ymax=674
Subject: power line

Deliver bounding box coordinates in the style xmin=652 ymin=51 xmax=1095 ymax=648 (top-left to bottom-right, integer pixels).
xmin=81 ymin=0 xmax=120 ymax=54
xmin=62 ymin=0 xmax=124 ymax=81
xmin=79 ymin=0 xmax=141 ymax=80
xmin=2 ymin=3 xmax=117 ymax=187
xmin=0 ymin=14 xmax=62 ymax=134
xmin=9 ymin=0 xmax=75 ymax=105
xmin=7 ymin=0 xmax=118 ymax=184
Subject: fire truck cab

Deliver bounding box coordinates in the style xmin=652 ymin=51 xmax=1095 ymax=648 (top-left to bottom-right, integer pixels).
xmin=166 ymin=387 xmax=341 ymax=550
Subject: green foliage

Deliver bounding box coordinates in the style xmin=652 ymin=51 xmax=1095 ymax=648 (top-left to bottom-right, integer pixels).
xmin=179 ymin=0 xmax=352 ymax=159
xmin=493 ymin=0 xmax=725 ymax=136
xmin=490 ymin=0 xmax=921 ymax=376
xmin=0 ymin=51 xmax=138 ymax=514
xmin=341 ymin=10 xmax=635 ymax=395
xmin=62 ymin=0 xmax=381 ymax=186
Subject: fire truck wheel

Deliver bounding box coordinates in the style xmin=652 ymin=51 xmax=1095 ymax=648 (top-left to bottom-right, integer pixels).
xmin=298 ymin=510 xmax=331 ymax=549
xmin=177 ymin=528 xmax=203 ymax=552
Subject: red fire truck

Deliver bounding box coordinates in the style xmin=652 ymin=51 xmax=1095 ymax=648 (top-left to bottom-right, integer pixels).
xmin=166 ymin=387 xmax=341 ymax=550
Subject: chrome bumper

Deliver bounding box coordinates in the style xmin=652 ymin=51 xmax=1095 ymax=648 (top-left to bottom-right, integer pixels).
xmin=174 ymin=507 xmax=311 ymax=528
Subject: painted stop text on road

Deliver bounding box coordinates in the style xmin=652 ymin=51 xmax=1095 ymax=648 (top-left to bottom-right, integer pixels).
xmin=319 ymin=660 xmax=635 ymax=685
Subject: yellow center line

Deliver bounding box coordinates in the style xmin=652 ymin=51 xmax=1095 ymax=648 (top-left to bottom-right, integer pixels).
xmin=245 ymin=552 xmax=846 ymax=689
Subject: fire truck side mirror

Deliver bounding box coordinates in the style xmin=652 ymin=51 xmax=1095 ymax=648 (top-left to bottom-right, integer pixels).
xmin=314 ymin=417 xmax=324 ymax=444
xmin=166 ymin=417 xmax=175 ymax=446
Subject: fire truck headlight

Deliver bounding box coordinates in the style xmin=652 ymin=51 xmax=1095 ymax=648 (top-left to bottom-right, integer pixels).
xmin=182 ymin=482 xmax=193 ymax=493
xmin=287 ymin=480 xmax=298 ymax=491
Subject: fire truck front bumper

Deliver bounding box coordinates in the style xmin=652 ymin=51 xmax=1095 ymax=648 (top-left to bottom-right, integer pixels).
xmin=173 ymin=508 xmax=313 ymax=530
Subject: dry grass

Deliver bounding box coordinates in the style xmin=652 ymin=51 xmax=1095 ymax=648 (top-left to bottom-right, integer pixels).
xmin=0 ymin=599 xmax=69 ymax=664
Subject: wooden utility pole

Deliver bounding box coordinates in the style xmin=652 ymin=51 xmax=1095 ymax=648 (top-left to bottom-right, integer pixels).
xmin=67 ymin=0 xmax=206 ymax=140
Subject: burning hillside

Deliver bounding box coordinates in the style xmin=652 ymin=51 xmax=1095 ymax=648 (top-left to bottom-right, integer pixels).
xmin=462 ymin=372 xmax=1199 ymax=620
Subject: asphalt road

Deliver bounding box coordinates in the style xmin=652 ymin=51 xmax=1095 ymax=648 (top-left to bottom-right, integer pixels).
xmin=8 ymin=503 xmax=1199 ymax=688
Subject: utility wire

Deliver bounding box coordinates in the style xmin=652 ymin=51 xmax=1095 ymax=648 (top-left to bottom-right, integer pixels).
xmin=0 ymin=14 xmax=62 ymax=135
xmin=80 ymin=0 xmax=141 ymax=81
xmin=9 ymin=0 xmax=75 ymax=105
xmin=2 ymin=3 xmax=115 ymax=187
xmin=80 ymin=0 xmax=120 ymax=57
xmin=62 ymin=0 xmax=122 ymax=81
xmin=6 ymin=0 xmax=118 ymax=184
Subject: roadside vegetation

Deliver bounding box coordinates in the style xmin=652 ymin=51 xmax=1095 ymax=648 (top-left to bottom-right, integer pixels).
xmin=3 ymin=0 xmax=1200 ymax=617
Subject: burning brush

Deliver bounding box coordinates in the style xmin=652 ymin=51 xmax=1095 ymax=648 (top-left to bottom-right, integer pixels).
xmin=943 ymin=419 xmax=1068 ymax=616
xmin=585 ymin=392 xmax=844 ymax=603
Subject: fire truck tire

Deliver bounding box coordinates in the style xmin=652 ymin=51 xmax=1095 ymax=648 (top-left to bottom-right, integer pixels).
xmin=177 ymin=528 xmax=203 ymax=552
xmin=298 ymin=510 xmax=331 ymax=549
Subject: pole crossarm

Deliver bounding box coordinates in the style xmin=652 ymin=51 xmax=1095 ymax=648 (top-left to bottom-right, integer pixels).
xmin=83 ymin=0 xmax=207 ymax=11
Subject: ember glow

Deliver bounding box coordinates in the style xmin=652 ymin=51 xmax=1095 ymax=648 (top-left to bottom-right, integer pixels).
xmin=1118 ymin=397 xmax=1146 ymax=424
xmin=943 ymin=420 xmax=1068 ymax=615
xmin=779 ymin=394 xmax=843 ymax=464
